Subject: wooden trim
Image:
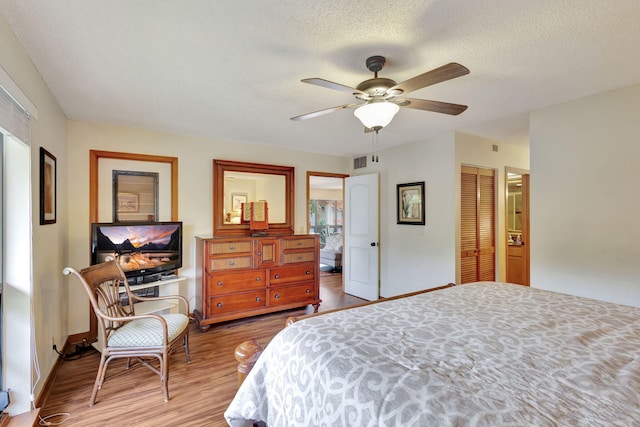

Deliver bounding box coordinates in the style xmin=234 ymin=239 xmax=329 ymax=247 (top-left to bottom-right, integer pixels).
xmin=213 ymin=160 xmax=295 ymax=237
xmin=89 ymin=150 xmax=179 ymax=222
xmin=88 ymin=150 xmax=179 ymax=339
xmin=235 ymin=283 xmax=456 ymax=388
xmin=34 ymin=336 xmax=74 ymax=410
xmin=505 ymin=167 xmax=530 ymax=286
xmin=306 ymin=171 xmax=349 ymax=235
xmin=3 ymin=408 xmax=41 ymax=427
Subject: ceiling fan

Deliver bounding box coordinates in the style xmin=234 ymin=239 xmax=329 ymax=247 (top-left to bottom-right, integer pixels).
xmin=291 ymin=55 xmax=470 ymax=131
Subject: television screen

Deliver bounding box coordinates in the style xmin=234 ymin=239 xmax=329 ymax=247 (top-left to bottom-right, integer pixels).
xmin=91 ymin=221 xmax=182 ymax=279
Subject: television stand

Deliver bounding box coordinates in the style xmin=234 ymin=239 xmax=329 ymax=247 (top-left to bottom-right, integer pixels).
xmin=142 ymin=273 xmax=162 ymax=283
xmin=120 ymin=276 xmax=187 ymax=316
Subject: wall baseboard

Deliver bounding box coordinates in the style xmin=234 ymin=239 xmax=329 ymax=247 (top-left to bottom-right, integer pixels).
xmin=34 ymin=337 xmax=72 ymax=410
xmin=2 ymin=408 xmax=40 ymax=427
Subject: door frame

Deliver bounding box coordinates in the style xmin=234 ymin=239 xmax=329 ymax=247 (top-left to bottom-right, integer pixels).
xmin=306 ymin=171 xmax=348 ymax=234
xmin=505 ymin=167 xmax=530 ymax=286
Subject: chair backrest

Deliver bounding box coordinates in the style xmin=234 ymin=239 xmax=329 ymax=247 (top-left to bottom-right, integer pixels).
xmin=64 ymin=261 xmax=134 ymax=338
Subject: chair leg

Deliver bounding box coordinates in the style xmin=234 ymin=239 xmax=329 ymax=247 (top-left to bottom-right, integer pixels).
xmin=161 ymin=351 xmax=169 ymax=402
xmin=183 ymin=333 xmax=191 ymax=363
xmin=89 ymin=352 xmax=109 ymax=406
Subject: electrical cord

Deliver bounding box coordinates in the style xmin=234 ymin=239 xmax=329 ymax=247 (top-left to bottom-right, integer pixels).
xmin=54 ymin=342 xmax=97 ymax=361
xmin=38 ymin=412 xmax=70 ymax=426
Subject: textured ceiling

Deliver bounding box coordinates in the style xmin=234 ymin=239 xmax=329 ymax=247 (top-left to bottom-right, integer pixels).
xmin=2 ymin=0 xmax=639 ymax=157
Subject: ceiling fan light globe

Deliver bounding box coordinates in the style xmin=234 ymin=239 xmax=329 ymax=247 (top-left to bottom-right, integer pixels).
xmin=354 ymin=102 xmax=400 ymax=129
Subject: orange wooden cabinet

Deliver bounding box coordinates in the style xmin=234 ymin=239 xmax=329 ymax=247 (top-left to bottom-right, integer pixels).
xmin=194 ymin=235 xmax=321 ymax=331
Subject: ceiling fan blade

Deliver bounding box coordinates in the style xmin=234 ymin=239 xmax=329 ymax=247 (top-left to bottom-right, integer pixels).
xmin=290 ymin=103 xmax=358 ymax=121
xmin=301 ymin=78 xmax=363 ymax=95
xmin=398 ymin=98 xmax=468 ymax=115
xmin=390 ymin=63 xmax=469 ymax=95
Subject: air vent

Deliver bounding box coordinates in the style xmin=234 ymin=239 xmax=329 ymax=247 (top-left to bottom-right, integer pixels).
xmin=353 ymin=156 xmax=367 ymax=169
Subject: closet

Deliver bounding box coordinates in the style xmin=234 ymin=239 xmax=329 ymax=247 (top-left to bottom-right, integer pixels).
xmin=460 ymin=166 xmax=496 ymax=283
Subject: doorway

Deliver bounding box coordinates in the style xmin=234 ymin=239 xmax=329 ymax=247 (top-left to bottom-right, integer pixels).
xmin=505 ymin=168 xmax=530 ymax=286
xmin=307 ymin=172 xmax=347 ymax=274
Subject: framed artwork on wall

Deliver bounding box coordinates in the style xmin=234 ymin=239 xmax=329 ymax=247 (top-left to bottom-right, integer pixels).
xmin=231 ymin=192 xmax=248 ymax=211
xmin=397 ymin=181 xmax=425 ymax=225
xmin=112 ymin=169 xmax=159 ymax=222
xmin=40 ymin=147 xmax=56 ymax=225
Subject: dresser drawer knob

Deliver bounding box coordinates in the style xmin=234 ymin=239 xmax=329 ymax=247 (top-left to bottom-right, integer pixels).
xmin=256 ymin=277 xmax=261 ymax=282
xmin=229 ymin=246 xmax=235 ymax=251
xmin=297 ymin=256 xmax=302 ymax=260
xmin=217 ymin=302 xmax=223 ymax=308
xmin=274 ymin=293 xmax=280 ymax=299
xmin=229 ymin=261 xmax=235 ymax=266
xmin=217 ymin=281 xmax=223 ymax=286
xmin=305 ymin=270 xmax=311 ymax=275
xmin=256 ymin=297 xmax=261 ymax=302
xmin=274 ymin=274 xmax=280 ymax=279
xmin=305 ymin=289 xmax=311 ymax=294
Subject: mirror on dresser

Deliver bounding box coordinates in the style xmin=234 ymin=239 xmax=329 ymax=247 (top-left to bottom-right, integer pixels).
xmin=213 ymin=159 xmax=295 ymax=237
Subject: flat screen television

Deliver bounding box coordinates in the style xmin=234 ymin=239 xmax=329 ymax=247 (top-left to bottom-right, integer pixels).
xmin=91 ymin=221 xmax=183 ymax=283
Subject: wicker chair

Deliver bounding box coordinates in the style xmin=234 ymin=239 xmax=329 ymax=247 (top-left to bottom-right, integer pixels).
xmin=63 ymin=260 xmax=191 ymax=406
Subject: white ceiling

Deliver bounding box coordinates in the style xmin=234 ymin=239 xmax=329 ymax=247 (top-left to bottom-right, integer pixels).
xmin=2 ymin=1 xmax=639 ymax=157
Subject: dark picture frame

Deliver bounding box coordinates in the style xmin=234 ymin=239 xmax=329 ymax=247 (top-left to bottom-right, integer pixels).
xmin=40 ymin=147 xmax=57 ymax=225
xmin=112 ymin=169 xmax=159 ymax=222
xmin=397 ymin=181 xmax=425 ymax=225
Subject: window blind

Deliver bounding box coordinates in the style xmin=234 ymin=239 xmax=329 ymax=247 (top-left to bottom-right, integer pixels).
xmin=0 ymin=85 xmax=30 ymax=145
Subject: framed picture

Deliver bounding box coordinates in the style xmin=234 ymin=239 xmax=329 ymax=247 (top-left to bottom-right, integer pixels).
xmin=397 ymin=181 xmax=425 ymax=225
xmin=112 ymin=170 xmax=158 ymax=222
xmin=40 ymin=147 xmax=56 ymax=225
xmin=117 ymin=193 xmax=139 ymax=212
xmin=231 ymin=192 xmax=248 ymax=210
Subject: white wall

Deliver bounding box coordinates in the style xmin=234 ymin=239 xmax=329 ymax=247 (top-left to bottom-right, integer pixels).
xmin=351 ymin=131 xmax=529 ymax=297
xmin=353 ymin=133 xmax=458 ymax=297
xmin=66 ymin=121 xmax=350 ymax=334
xmin=0 ymin=14 xmax=69 ymax=414
xmin=530 ymin=84 xmax=640 ymax=306
xmin=454 ymin=132 xmax=529 ymax=283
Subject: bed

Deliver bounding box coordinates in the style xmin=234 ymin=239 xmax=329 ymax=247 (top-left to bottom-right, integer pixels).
xmin=225 ymin=282 xmax=640 ymax=426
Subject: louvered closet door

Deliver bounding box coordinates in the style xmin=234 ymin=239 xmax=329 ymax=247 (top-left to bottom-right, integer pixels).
xmin=461 ymin=166 xmax=496 ymax=283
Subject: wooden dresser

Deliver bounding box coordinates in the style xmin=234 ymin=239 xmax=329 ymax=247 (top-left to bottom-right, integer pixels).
xmin=194 ymin=235 xmax=321 ymax=331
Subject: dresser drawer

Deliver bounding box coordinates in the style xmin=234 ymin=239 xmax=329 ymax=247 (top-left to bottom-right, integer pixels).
xmin=208 ymin=270 xmax=266 ymax=294
xmin=209 ymin=256 xmax=252 ymax=271
xmin=282 ymin=251 xmax=315 ymax=264
xmin=270 ymin=264 xmax=314 ymax=285
xmin=208 ymin=290 xmax=266 ymax=316
xmin=270 ymin=283 xmax=315 ymax=306
xmin=281 ymin=237 xmax=316 ymax=250
xmin=209 ymin=241 xmax=252 ymax=256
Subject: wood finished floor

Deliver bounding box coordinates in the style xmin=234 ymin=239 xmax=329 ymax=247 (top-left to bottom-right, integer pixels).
xmin=41 ymin=273 xmax=362 ymax=427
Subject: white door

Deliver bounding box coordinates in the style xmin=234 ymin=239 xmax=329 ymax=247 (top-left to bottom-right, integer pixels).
xmin=344 ymin=173 xmax=379 ymax=300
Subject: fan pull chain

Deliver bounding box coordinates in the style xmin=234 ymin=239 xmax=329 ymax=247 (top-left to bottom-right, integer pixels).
xmin=371 ymin=129 xmax=380 ymax=163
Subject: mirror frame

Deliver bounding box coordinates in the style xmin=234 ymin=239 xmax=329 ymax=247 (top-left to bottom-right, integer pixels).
xmin=213 ymin=159 xmax=295 ymax=237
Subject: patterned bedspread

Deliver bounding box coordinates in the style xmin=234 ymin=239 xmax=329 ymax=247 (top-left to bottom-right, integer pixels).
xmin=225 ymin=282 xmax=640 ymax=426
